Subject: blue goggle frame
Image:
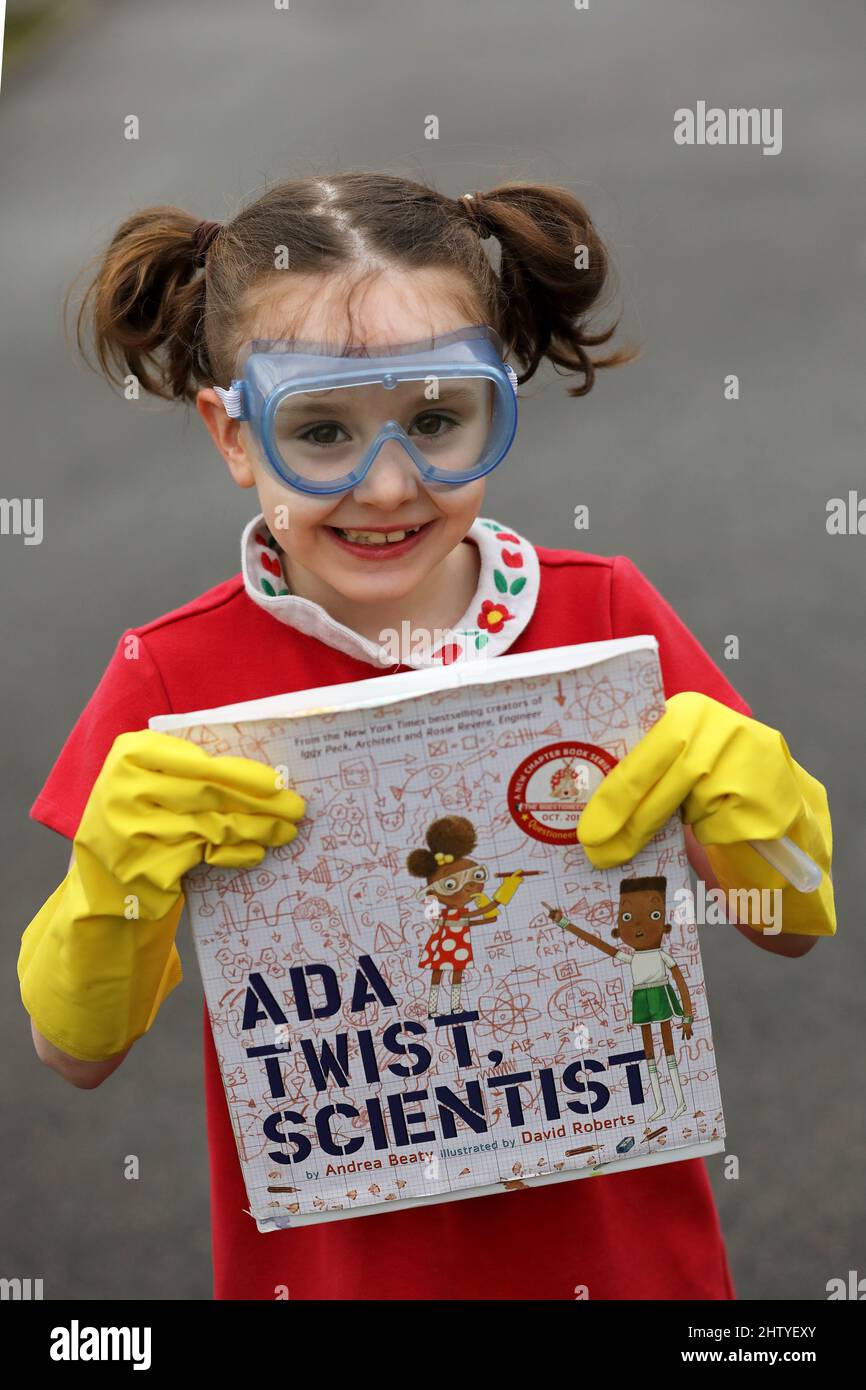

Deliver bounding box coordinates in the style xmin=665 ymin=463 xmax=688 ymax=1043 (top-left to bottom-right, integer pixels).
xmin=214 ymin=324 xmax=519 ymax=496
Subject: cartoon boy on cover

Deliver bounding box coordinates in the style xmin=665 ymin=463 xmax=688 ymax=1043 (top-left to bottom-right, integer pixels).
xmin=544 ymin=876 xmax=693 ymax=1120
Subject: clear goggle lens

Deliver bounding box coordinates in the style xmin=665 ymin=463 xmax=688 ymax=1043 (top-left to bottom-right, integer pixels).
xmin=271 ymin=376 xmax=494 ymax=485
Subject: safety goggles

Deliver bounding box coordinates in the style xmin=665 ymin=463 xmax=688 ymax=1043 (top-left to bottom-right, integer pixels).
xmin=214 ymin=325 xmax=519 ymax=496
xmin=418 ymin=863 xmax=489 ymax=900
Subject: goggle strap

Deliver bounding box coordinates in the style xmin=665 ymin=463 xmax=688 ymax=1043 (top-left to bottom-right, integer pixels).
xmin=505 ymin=364 xmax=519 ymax=396
xmin=214 ymin=383 xmax=246 ymax=419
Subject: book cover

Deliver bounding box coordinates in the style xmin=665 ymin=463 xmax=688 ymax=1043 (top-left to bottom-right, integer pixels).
xmin=151 ymin=636 xmax=724 ymax=1230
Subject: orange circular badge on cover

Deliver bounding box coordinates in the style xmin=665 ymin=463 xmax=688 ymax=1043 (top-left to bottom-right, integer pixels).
xmin=507 ymin=741 xmax=619 ymax=844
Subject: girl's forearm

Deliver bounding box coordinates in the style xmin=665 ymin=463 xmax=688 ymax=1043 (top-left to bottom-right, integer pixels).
xmin=31 ymin=1017 xmax=130 ymax=1089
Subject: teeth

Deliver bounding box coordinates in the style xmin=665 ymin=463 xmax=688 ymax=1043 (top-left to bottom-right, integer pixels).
xmin=337 ymin=525 xmax=422 ymax=545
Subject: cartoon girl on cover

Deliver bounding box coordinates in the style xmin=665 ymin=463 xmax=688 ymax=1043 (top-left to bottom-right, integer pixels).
xmin=407 ymin=815 xmax=530 ymax=1016
xmin=544 ymin=876 xmax=692 ymax=1120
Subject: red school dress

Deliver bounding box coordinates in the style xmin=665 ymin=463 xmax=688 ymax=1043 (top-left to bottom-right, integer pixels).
xmin=29 ymin=511 xmax=749 ymax=1301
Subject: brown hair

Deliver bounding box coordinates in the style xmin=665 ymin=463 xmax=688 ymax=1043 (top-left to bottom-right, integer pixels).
xmin=407 ymin=815 xmax=478 ymax=881
xmin=67 ymin=172 xmax=635 ymax=405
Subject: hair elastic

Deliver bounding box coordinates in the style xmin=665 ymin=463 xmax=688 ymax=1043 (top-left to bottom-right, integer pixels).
xmin=192 ymin=219 xmax=222 ymax=266
xmin=459 ymin=192 xmax=494 ymax=239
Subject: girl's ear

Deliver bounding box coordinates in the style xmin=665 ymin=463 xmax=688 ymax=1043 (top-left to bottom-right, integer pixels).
xmin=664 ymin=923 xmax=672 ymax=934
xmin=611 ymin=927 xmax=620 ymax=938
xmin=196 ymin=388 xmax=257 ymax=487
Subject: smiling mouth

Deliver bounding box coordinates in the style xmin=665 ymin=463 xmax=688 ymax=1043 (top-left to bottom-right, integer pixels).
xmin=331 ymin=524 xmax=427 ymax=545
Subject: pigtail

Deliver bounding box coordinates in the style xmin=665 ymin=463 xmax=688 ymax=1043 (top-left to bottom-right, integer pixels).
xmin=66 ymin=206 xmax=215 ymax=403
xmin=458 ymin=182 xmax=637 ymax=396
xmin=406 ymin=848 xmax=439 ymax=879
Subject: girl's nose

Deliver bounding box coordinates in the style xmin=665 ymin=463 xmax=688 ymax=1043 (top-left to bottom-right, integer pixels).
xmin=350 ymin=439 xmax=421 ymax=509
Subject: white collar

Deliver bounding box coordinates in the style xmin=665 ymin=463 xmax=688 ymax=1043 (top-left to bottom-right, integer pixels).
xmin=241 ymin=512 xmax=540 ymax=669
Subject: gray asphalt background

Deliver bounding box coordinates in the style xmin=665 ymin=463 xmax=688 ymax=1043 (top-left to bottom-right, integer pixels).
xmin=2 ymin=0 xmax=864 ymax=1301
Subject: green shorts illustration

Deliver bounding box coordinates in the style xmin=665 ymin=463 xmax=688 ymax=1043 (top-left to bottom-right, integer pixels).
xmin=631 ymin=983 xmax=684 ymax=1025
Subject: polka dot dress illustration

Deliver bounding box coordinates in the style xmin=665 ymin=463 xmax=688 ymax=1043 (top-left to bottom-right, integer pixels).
xmin=406 ymin=815 xmax=530 ymax=1017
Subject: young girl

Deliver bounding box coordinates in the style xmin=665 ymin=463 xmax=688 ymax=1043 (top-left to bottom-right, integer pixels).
xmin=18 ymin=173 xmax=835 ymax=1302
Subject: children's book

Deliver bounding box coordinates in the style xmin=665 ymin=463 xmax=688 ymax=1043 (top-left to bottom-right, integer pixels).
xmin=151 ymin=636 xmax=725 ymax=1231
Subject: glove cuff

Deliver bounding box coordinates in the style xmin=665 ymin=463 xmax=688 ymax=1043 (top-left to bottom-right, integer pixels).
xmin=17 ymin=865 xmax=184 ymax=1062
xmin=706 ymin=759 xmax=836 ymax=937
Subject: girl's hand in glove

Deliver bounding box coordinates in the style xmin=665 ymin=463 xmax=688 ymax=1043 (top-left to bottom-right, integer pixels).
xmin=576 ymin=693 xmax=835 ymax=937
xmin=18 ymin=730 xmax=305 ymax=1061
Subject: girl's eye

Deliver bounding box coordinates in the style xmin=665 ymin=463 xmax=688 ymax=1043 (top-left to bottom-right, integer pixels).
xmin=621 ymin=912 xmax=632 ymax=922
xmin=410 ymin=411 xmax=458 ymax=440
xmin=472 ymin=867 xmax=486 ymax=881
xmin=298 ymin=422 xmax=350 ymax=448
xmin=650 ymin=910 xmax=661 ymax=920
xmin=442 ymin=878 xmax=457 ymax=892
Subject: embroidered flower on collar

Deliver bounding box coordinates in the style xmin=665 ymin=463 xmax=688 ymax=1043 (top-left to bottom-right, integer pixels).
xmin=478 ymin=599 xmax=513 ymax=634
xmin=241 ymin=512 xmax=540 ymax=670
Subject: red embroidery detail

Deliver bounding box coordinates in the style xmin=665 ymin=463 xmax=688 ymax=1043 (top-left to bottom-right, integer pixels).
xmin=260 ymin=552 xmax=282 ymax=578
xmin=501 ymin=548 xmax=523 ymax=568
xmin=477 ymin=599 xmax=514 ymax=633
xmin=495 ymin=532 xmax=520 ymax=543
xmin=433 ymin=643 xmax=463 ymax=665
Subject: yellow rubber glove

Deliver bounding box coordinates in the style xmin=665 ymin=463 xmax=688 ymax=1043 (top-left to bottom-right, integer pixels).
xmin=576 ymin=692 xmax=835 ymax=937
xmin=19 ymin=730 xmax=305 ymax=1061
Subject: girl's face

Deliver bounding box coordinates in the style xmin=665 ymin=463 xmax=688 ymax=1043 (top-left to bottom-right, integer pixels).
xmin=197 ymin=267 xmax=489 ymax=609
